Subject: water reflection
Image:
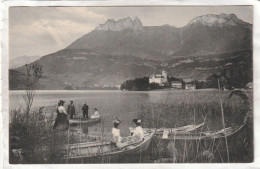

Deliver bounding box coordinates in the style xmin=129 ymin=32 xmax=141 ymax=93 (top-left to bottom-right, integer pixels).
xmin=82 ymin=125 xmax=89 ymax=134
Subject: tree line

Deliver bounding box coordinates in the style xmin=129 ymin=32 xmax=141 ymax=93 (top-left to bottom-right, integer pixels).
xmin=120 ymin=69 xmax=252 ymax=91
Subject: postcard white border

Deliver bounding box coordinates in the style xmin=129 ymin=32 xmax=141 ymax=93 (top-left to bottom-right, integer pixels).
xmin=1 ymin=0 xmax=260 ymax=169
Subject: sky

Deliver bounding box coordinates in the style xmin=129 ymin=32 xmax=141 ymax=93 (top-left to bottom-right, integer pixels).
xmin=9 ymin=6 xmax=253 ymax=59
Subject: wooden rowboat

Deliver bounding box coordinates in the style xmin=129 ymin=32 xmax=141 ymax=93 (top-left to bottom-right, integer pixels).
xmin=152 ymin=125 xmax=243 ymax=140
xmin=69 ymin=117 xmax=101 ymax=126
xmin=61 ymin=129 xmax=155 ymax=160
xmin=129 ymin=121 xmax=243 ymax=140
xmin=129 ymin=121 xmax=205 ymax=135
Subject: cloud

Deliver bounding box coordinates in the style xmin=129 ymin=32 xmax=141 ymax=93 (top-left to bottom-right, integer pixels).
xmin=56 ymin=7 xmax=106 ymax=23
xmin=9 ymin=6 xmax=253 ymax=59
xmin=9 ymin=7 xmax=102 ymax=58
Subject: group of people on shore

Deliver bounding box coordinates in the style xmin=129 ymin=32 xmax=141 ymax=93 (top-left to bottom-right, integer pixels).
xmin=53 ymin=100 xmax=100 ymax=130
xmin=112 ymin=117 xmax=144 ymax=148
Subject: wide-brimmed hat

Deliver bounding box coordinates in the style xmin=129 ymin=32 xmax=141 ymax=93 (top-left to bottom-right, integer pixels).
xmin=59 ymin=100 xmax=65 ymax=104
xmin=133 ymin=118 xmax=141 ymax=124
xmin=113 ymin=117 xmax=121 ymax=124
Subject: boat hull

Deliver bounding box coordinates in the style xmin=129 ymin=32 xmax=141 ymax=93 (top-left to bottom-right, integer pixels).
xmin=69 ymin=117 xmax=101 ymax=127
xmin=154 ymin=125 xmax=243 ymax=140
xmin=129 ymin=122 xmax=205 ymax=136
xmin=61 ymin=130 xmax=155 ymax=161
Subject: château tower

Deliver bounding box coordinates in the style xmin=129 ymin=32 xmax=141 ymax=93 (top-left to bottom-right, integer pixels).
xmin=162 ymin=70 xmax=167 ymax=82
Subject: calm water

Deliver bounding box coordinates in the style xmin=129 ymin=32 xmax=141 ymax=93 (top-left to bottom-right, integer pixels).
xmin=9 ymin=90 xmax=179 ymax=138
xmin=9 ymin=90 xmax=254 ymax=163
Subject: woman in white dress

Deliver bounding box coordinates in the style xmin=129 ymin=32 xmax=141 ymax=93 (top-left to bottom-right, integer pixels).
xmin=111 ymin=118 xmax=128 ymax=148
xmin=132 ymin=119 xmax=144 ymax=141
xmin=112 ymin=118 xmax=122 ymax=143
xmin=90 ymin=108 xmax=100 ymax=119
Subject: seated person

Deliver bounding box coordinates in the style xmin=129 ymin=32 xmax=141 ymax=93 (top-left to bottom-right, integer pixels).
xmin=112 ymin=118 xmax=122 ymax=143
xmin=111 ymin=118 xmax=128 ymax=148
xmin=132 ymin=119 xmax=144 ymax=141
xmin=112 ymin=118 xmax=145 ymax=149
xmin=90 ymin=108 xmax=100 ymax=119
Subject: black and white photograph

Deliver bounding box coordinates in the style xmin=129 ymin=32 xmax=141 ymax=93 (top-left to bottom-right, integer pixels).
xmin=6 ymin=5 xmax=254 ymax=164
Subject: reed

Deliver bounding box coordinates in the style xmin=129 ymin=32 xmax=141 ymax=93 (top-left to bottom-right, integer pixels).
xmin=218 ymin=79 xmax=229 ymax=162
xmin=9 ymin=108 xmax=68 ymax=164
xmin=137 ymin=89 xmax=253 ymax=163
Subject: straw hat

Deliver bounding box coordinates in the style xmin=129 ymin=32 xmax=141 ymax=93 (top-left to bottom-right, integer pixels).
xmin=137 ymin=119 xmax=142 ymax=124
xmin=113 ymin=117 xmax=121 ymax=124
xmin=59 ymin=100 xmax=65 ymax=104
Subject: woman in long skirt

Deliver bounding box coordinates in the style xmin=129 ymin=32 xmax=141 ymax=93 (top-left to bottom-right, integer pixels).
xmin=53 ymin=100 xmax=69 ymax=131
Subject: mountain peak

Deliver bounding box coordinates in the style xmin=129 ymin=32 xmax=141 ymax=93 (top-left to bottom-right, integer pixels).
xmin=187 ymin=13 xmax=248 ymax=27
xmin=95 ymin=17 xmax=143 ymax=32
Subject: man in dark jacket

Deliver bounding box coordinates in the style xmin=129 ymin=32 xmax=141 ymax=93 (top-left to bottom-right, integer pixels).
xmin=67 ymin=100 xmax=76 ymax=119
xmin=82 ymin=102 xmax=89 ymax=118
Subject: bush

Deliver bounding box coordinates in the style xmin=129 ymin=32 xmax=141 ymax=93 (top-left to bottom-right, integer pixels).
xmin=9 ymin=108 xmax=68 ymax=164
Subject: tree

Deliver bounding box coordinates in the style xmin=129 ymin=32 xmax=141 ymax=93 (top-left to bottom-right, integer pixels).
xmin=204 ymin=74 xmax=226 ymax=89
xmin=149 ymin=82 xmax=160 ymax=90
xmin=22 ymin=63 xmax=43 ymax=122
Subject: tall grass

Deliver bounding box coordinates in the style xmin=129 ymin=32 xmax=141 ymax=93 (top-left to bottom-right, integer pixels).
xmin=9 ymin=106 xmax=99 ymax=164
xmin=136 ymin=90 xmax=253 ymax=163
xmin=9 ymin=108 xmax=68 ymax=163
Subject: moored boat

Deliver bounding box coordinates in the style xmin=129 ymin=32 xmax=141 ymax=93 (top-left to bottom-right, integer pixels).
xmin=69 ymin=117 xmax=101 ymax=127
xmin=129 ymin=121 xmax=205 ymax=136
xmin=152 ymin=125 xmax=244 ymax=140
xmin=129 ymin=122 xmax=244 ymax=140
xmin=61 ymin=129 xmax=155 ymax=161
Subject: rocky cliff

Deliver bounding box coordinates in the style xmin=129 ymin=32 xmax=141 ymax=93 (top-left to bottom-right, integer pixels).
xmin=95 ymin=17 xmax=143 ymax=32
xmin=186 ymin=13 xmax=250 ymax=28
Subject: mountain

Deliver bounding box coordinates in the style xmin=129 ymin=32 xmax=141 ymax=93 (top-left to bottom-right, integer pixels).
xmin=175 ymin=14 xmax=252 ymax=56
xmin=186 ymin=13 xmax=250 ymax=28
xmin=9 ymin=55 xmax=42 ymax=69
xmin=67 ymin=14 xmax=252 ymax=59
xmin=67 ymin=25 xmax=181 ymax=60
xmin=9 ymin=69 xmax=27 ymax=90
xmin=10 ymin=14 xmax=253 ymax=90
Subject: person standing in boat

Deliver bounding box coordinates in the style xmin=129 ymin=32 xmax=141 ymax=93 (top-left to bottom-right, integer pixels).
xmin=132 ymin=119 xmax=144 ymax=141
xmin=67 ymin=100 xmax=76 ymax=119
xmin=53 ymin=100 xmax=69 ymax=130
xmin=90 ymin=108 xmax=100 ymax=119
xmin=81 ymin=102 xmax=89 ymax=118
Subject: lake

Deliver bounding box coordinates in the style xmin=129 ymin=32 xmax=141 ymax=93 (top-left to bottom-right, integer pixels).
xmin=9 ymin=90 xmax=186 ymax=138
